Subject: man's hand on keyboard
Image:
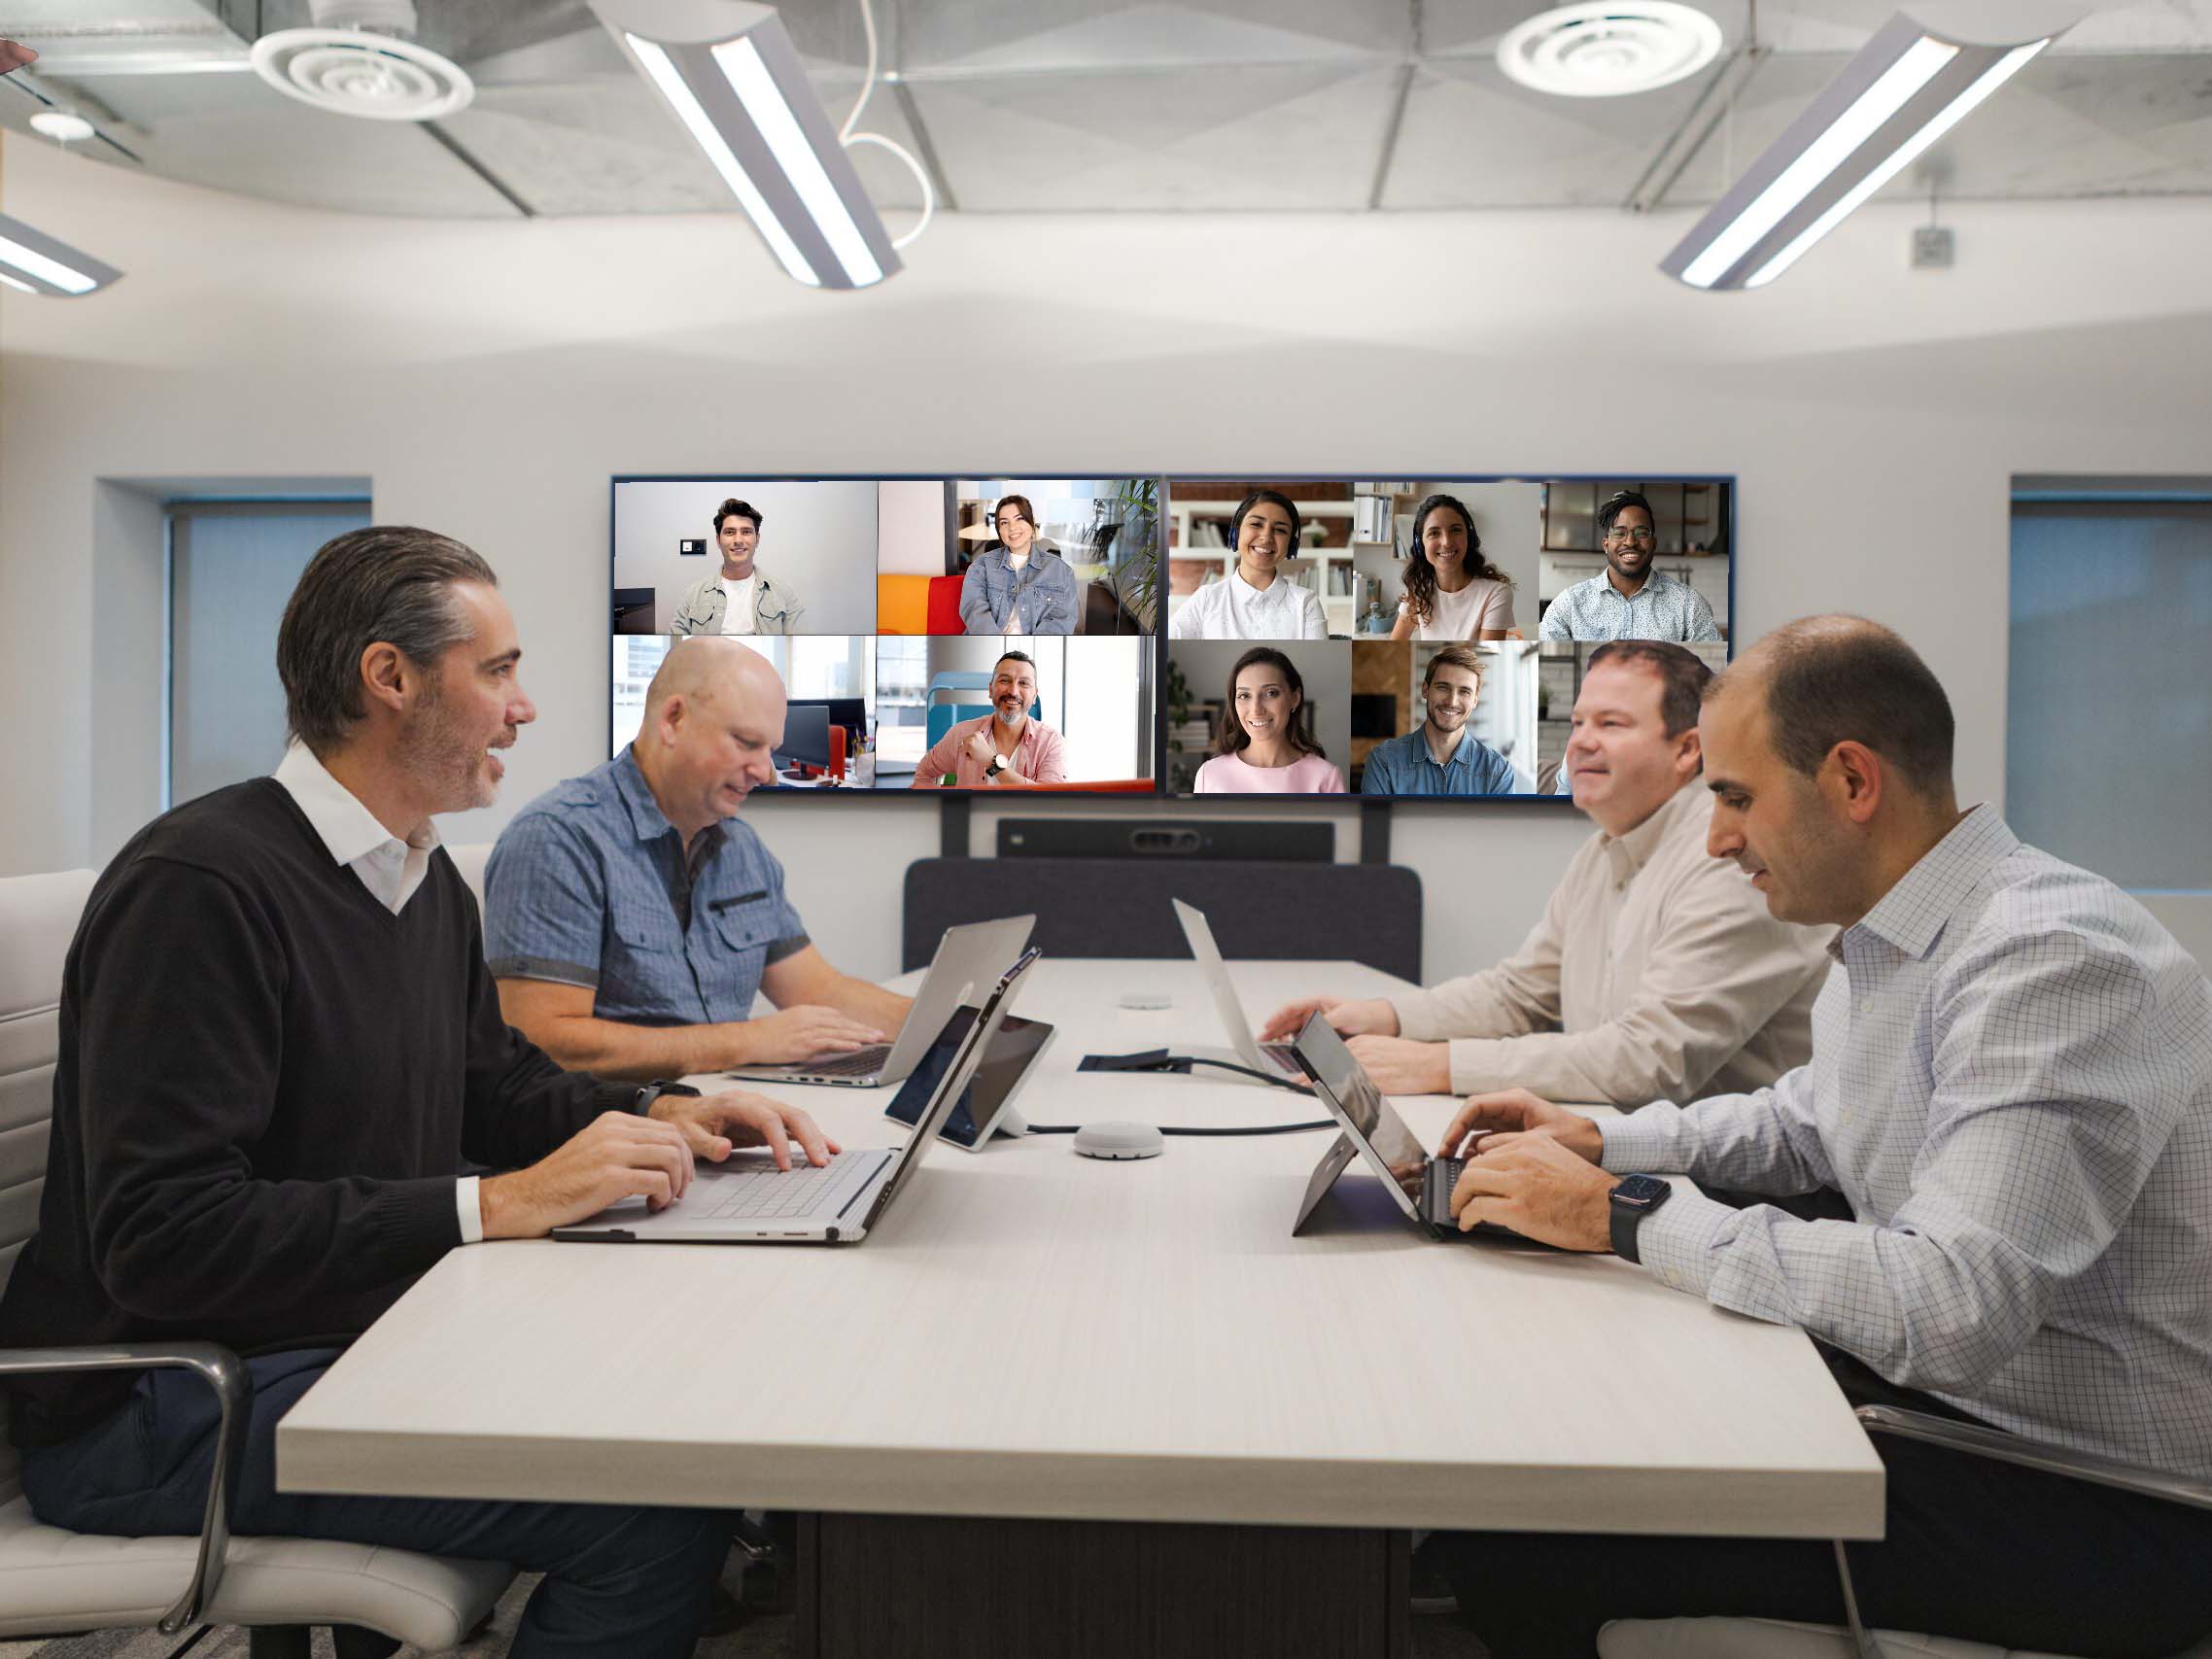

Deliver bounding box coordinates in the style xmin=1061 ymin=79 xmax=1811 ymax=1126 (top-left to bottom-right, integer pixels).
xmin=650 ymin=1088 xmax=842 ymax=1171
xmin=1446 ymin=1131 xmax=1618 ymax=1252
xmin=737 ymin=1005 xmax=887 ymax=1065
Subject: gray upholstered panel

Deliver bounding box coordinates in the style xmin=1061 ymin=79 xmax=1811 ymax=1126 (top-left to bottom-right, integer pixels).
xmin=902 ymin=857 xmax=1423 ymax=982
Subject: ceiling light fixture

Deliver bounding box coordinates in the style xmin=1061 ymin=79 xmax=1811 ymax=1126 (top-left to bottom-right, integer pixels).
xmin=589 ymin=0 xmax=927 ymax=290
xmin=0 ymin=212 xmax=123 ymax=297
xmin=1497 ymin=4 xmax=1723 ymax=98
xmin=1662 ymin=11 xmax=2059 ymax=291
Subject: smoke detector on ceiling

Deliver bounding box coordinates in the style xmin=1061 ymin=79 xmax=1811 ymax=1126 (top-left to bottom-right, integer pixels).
xmin=1497 ymin=3 xmax=1724 ymax=97
xmin=251 ymin=0 xmax=473 ymax=121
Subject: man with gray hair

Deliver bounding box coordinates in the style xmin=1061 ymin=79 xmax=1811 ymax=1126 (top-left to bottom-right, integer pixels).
xmin=0 ymin=526 xmax=834 ymax=1657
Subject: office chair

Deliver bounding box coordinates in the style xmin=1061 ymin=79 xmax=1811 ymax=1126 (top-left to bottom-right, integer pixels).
xmin=902 ymin=858 xmax=1422 ymax=982
xmin=924 ymin=673 xmax=1042 ymax=751
xmin=1599 ymin=1408 xmax=2212 ymax=1658
xmin=0 ymin=870 xmax=512 ymax=1658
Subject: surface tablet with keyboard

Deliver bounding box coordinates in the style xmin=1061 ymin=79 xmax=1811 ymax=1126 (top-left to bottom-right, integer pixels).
xmin=552 ymin=948 xmax=1043 ymax=1245
xmin=1288 ymin=1013 xmax=1520 ymax=1243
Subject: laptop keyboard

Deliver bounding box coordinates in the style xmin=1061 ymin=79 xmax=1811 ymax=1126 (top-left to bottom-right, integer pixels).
xmin=696 ymin=1152 xmax=881 ymax=1221
xmin=1423 ymin=1157 xmax=1466 ymax=1227
xmin=783 ymin=1044 xmax=892 ymax=1079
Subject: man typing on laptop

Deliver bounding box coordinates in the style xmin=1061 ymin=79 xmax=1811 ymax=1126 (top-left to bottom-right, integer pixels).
xmin=486 ymin=637 xmax=913 ymax=1081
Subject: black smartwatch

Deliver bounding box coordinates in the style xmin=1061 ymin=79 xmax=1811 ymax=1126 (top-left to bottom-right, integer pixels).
xmin=632 ymin=1080 xmax=701 ymax=1115
xmin=1607 ymin=1174 xmax=1675 ymax=1264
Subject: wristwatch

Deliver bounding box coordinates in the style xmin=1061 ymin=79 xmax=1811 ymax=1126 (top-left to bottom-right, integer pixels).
xmin=1607 ymin=1174 xmax=1675 ymax=1264
xmin=632 ymin=1079 xmax=701 ymax=1116
xmin=985 ymin=753 xmax=1009 ymax=778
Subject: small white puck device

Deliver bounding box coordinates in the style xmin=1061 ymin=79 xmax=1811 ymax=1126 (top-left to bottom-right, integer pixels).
xmin=1072 ymin=1121 xmax=1165 ymax=1160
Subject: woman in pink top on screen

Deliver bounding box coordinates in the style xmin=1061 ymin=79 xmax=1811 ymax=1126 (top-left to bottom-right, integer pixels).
xmin=1193 ymin=647 xmax=1346 ymax=794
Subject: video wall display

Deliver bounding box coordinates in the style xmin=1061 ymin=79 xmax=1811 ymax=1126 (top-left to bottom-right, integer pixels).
xmin=608 ymin=475 xmax=1731 ymax=800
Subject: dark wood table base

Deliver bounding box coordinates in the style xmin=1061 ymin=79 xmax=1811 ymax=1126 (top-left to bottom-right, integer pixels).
xmin=795 ymin=1512 xmax=1409 ymax=1659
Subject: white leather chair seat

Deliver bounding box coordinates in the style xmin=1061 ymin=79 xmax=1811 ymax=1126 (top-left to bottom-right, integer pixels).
xmin=0 ymin=1493 xmax=510 ymax=1645
xmin=1600 ymin=1616 xmax=2212 ymax=1659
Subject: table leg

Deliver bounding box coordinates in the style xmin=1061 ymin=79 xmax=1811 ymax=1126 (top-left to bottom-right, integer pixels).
xmin=795 ymin=1512 xmax=1407 ymax=1659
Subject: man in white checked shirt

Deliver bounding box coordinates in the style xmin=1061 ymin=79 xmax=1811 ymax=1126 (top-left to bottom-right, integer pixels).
xmin=1419 ymin=616 xmax=2212 ymax=1658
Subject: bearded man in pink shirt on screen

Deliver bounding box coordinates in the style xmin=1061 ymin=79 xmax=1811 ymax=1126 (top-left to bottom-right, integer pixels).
xmin=910 ymin=650 xmax=1069 ymax=789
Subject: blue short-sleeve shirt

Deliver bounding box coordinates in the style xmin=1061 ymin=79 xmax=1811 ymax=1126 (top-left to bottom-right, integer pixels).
xmin=484 ymin=747 xmax=809 ymax=1025
xmin=1359 ymin=728 xmax=1522 ymax=797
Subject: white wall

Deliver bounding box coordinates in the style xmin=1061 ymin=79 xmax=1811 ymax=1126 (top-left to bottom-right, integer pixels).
xmin=610 ymin=478 xmax=877 ymax=634
xmin=7 ymin=142 xmax=2212 ymax=984
xmin=877 ymin=479 xmax=946 ymax=576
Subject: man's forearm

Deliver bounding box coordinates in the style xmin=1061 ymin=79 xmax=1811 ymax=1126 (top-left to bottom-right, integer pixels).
xmin=516 ymin=1012 xmax=757 ymax=1082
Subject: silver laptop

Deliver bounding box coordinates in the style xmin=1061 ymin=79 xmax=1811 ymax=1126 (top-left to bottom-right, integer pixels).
xmin=553 ymin=948 xmax=1042 ymax=1245
xmin=1170 ymin=898 xmax=1307 ymax=1082
xmin=727 ymin=915 xmax=1033 ymax=1087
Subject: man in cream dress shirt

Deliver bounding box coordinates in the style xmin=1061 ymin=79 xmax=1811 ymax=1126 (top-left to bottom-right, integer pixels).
xmin=1262 ymin=639 xmax=1829 ymax=1104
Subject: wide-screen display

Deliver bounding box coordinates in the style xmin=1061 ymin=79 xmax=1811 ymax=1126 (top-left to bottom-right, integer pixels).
xmin=608 ymin=474 xmax=1732 ymax=801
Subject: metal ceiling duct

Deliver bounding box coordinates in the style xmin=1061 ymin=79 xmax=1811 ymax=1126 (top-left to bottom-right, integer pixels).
xmin=250 ymin=0 xmax=474 ymax=120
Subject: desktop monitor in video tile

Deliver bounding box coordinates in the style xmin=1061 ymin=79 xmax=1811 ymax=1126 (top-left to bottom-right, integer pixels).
xmin=608 ymin=476 xmax=1163 ymax=795
xmin=1161 ymin=477 xmax=1733 ymax=800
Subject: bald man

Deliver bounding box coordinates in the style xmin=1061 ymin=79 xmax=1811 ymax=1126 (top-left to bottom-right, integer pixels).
xmin=485 ymin=638 xmax=911 ymax=1081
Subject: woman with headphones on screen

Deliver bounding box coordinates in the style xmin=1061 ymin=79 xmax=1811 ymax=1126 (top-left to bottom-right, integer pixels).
xmin=1167 ymin=488 xmax=1328 ymax=640
xmin=1193 ymin=646 xmax=1346 ymax=793
xmin=1389 ymin=492 xmax=1515 ymax=640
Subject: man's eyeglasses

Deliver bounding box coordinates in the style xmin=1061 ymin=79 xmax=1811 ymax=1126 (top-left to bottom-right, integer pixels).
xmin=1605 ymin=526 xmax=1657 ymax=545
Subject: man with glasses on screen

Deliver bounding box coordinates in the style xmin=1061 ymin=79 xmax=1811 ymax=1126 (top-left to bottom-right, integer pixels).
xmin=1262 ymin=640 xmax=1828 ymax=1105
xmin=1539 ymin=489 xmax=1722 ymax=643
xmin=485 ymin=637 xmax=911 ymax=1078
xmin=909 ymin=650 xmax=1069 ymax=789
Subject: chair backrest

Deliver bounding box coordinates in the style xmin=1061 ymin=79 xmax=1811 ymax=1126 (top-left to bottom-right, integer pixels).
xmin=444 ymin=842 xmax=493 ymax=921
xmin=0 ymin=869 xmax=96 ymax=1493
xmin=0 ymin=870 xmax=94 ymax=1303
xmin=901 ymin=857 xmax=1422 ymax=982
xmin=924 ymin=575 xmax=964 ymax=636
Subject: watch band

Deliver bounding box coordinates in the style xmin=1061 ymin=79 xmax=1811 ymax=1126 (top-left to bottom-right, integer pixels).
xmin=1607 ymin=1174 xmax=1675 ymax=1264
xmin=632 ymin=1079 xmax=702 ymax=1115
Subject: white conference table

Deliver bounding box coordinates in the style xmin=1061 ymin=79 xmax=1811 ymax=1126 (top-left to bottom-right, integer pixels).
xmin=278 ymin=957 xmax=1882 ymax=1654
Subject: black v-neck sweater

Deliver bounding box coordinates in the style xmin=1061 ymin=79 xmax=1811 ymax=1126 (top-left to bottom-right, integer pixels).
xmin=0 ymin=779 xmax=634 ymax=1447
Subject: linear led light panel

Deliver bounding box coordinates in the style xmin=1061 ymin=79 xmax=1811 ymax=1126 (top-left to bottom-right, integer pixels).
xmin=1662 ymin=11 xmax=2055 ymax=291
xmin=0 ymin=212 xmax=124 ymax=297
xmin=589 ymin=0 xmax=900 ymax=290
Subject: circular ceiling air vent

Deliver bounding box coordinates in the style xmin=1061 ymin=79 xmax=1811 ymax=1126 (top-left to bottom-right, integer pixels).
xmin=1497 ymin=4 xmax=1724 ymax=97
xmin=250 ymin=27 xmax=473 ymax=121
